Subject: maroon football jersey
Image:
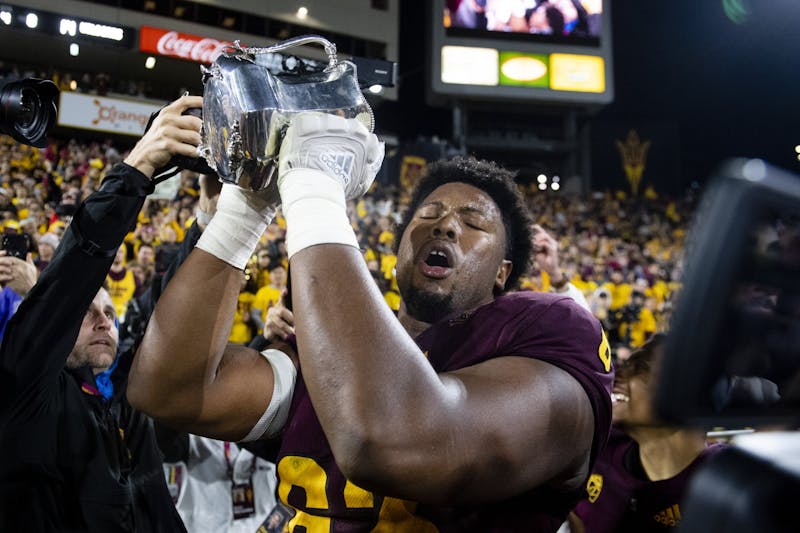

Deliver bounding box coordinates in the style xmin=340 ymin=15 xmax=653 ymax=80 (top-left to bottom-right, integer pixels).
xmin=573 ymin=427 xmax=727 ymax=532
xmin=274 ymin=291 xmax=613 ymax=532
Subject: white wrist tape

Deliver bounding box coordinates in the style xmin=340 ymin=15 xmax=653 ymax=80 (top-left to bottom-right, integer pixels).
xmin=279 ymin=168 xmax=358 ymax=259
xmin=240 ymin=348 xmax=297 ymax=442
xmin=196 ymin=185 xmax=276 ymax=270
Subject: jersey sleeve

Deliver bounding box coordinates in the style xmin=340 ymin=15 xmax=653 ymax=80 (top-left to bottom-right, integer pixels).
xmin=505 ymin=295 xmax=615 ymax=466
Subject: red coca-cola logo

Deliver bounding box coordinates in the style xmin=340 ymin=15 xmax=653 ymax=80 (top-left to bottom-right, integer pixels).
xmin=140 ymin=26 xmax=232 ymax=64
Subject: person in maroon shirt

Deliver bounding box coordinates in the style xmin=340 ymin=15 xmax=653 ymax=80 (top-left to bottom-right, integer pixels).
xmin=569 ymin=334 xmax=726 ymax=532
xmin=129 ymin=113 xmax=614 ymax=532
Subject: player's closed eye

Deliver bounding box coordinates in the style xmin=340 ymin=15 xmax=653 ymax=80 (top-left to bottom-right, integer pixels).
xmin=417 ymin=204 xmax=441 ymax=219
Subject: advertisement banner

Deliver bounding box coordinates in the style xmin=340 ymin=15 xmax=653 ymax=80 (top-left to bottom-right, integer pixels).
xmin=139 ymin=26 xmax=232 ymax=64
xmin=57 ymin=92 xmax=163 ymax=136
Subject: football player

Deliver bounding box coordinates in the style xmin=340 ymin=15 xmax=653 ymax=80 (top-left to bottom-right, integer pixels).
xmin=129 ymin=113 xmax=614 ymax=531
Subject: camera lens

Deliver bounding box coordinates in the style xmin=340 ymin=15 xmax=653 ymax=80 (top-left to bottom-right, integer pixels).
xmin=15 ymin=87 xmax=39 ymax=131
xmin=0 ymin=78 xmax=59 ymax=148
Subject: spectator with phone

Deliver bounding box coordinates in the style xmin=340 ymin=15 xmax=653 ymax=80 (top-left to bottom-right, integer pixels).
xmin=1 ymin=231 xmax=31 ymax=260
xmin=0 ymin=247 xmax=37 ymax=341
xmin=0 ymin=94 xmax=204 ymax=532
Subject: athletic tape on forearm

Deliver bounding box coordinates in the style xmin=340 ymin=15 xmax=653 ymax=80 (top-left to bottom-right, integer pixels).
xmin=240 ymin=348 xmax=297 ymax=442
xmin=279 ymin=168 xmax=358 ymax=259
xmin=196 ymin=186 xmax=276 ymax=270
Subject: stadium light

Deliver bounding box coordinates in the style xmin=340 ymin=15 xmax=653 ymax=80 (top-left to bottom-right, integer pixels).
xmin=296 ymin=7 xmax=308 ymax=20
xmin=25 ymin=12 xmax=38 ymax=29
xmin=795 ymin=144 xmax=800 ymax=153
xmin=537 ymin=174 xmax=547 ymax=184
xmin=538 ymin=183 xmax=547 ymax=191
xmin=368 ymin=84 xmax=383 ymax=94
xmin=69 ymin=43 xmax=79 ymax=56
xmin=0 ymin=10 xmax=11 ymax=25
xmin=551 ymin=182 xmax=560 ymax=191
xmin=60 ymin=18 xmax=77 ymax=36
xmin=79 ymin=21 xmax=125 ymax=41
xmin=145 ymin=56 xmax=156 ymax=69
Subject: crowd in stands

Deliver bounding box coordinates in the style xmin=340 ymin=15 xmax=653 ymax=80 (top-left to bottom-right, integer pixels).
xmin=0 ymin=133 xmax=697 ymax=360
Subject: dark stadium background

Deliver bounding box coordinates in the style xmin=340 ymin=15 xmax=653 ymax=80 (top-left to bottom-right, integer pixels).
xmin=0 ymin=0 xmax=798 ymax=191
xmin=392 ymin=0 xmax=800 ymax=190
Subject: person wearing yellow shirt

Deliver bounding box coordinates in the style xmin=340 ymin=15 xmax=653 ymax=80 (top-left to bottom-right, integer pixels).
xmin=616 ymin=291 xmax=657 ymax=348
xmin=646 ymin=278 xmax=670 ymax=308
xmin=106 ymin=246 xmax=139 ymax=322
xmin=251 ymin=264 xmax=287 ymax=333
xmin=379 ymin=252 xmax=397 ymax=281
xmin=602 ymin=270 xmax=633 ymax=311
xmin=254 ymin=248 xmax=274 ymax=288
xmin=228 ymin=273 xmax=257 ymax=345
xmin=572 ymin=275 xmax=598 ymax=300
xmin=383 ymin=276 xmax=401 ymax=313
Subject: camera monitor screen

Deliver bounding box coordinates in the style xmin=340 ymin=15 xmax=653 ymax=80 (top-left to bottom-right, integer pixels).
xmin=445 ymin=0 xmax=603 ymax=46
xmin=655 ymin=159 xmax=800 ymax=428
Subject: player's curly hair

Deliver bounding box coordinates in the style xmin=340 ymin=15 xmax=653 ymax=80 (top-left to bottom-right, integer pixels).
xmin=394 ymin=156 xmax=533 ymax=292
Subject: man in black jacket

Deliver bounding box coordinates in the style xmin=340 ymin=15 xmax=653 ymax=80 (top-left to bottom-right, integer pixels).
xmin=0 ymin=95 xmax=204 ymax=532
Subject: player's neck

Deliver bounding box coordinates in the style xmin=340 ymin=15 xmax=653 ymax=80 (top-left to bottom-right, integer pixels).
xmin=634 ymin=428 xmax=707 ymax=481
xmin=397 ymin=304 xmax=431 ymax=339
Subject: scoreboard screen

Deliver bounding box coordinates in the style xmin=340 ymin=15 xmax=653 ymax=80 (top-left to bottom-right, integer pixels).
xmin=429 ymin=0 xmax=613 ymax=106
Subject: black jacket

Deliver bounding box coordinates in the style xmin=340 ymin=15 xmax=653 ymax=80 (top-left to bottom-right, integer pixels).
xmin=0 ymin=164 xmax=187 ymax=532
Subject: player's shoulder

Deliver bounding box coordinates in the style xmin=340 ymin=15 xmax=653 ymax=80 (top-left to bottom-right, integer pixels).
xmin=488 ymin=290 xmax=598 ymax=328
xmin=481 ymin=291 xmax=610 ymax=374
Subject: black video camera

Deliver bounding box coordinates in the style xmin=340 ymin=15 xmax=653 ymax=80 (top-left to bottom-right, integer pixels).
xmin=654 ymin=158 xmax=800 ymax=532
xmin=0 ymin=78 xmax=59 ymax=148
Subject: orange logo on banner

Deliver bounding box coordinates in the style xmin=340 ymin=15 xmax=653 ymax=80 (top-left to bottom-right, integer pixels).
xmin=139 ymin=26 xmax=233 ymax=64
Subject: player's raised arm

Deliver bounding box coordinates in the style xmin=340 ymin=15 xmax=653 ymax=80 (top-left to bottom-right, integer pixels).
xmin=128 ymin=174 xmax=296 ymax=442
xmin=276 ymin=113 xmax=612 ymax=504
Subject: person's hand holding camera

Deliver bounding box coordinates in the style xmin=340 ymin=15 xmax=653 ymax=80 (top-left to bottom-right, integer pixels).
xmin=124 ymin=95 xmax=203 ymax=179
xmin=0 ymin=250 xmax=37 ymax=296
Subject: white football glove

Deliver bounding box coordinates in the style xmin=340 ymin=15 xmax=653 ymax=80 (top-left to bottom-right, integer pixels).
xmin=277 ymin=112 xmax=384 ymax=200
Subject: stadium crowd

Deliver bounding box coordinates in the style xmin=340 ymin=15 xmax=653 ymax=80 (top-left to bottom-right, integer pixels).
xmin=0 ymin=133 xmax=694 ymax=358
xmin=0 ymin=106 xmax=735 ymax=533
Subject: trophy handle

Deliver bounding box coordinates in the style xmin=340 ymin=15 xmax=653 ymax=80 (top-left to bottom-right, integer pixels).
xmin=227 ymin=35 xmax=338 ymax=72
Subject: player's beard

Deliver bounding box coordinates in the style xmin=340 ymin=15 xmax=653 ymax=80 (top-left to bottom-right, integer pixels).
xmin=402 ymin=285 xmax=455 ymax=324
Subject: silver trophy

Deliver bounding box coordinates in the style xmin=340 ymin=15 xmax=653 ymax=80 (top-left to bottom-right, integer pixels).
xmin=198 ymin=35 xmax=375 ymax=191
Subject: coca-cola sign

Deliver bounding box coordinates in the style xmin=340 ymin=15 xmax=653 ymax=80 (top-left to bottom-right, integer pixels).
xmin=140 ymin=26 xmax=232 ymax=64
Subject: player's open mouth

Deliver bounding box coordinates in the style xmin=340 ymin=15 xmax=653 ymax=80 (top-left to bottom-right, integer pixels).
xmin=420 ymin=247 xmax=453 ymax=279
xmin=611 ymin=392 xmax=629 ymax=403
